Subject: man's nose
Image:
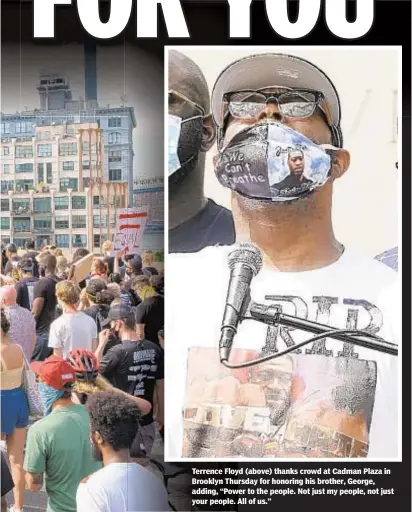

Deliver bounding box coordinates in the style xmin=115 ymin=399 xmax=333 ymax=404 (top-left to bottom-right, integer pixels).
xmin=257 ymin=101 xmax=284 ymax=122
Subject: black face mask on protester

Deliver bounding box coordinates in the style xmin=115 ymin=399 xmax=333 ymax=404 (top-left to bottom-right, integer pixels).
xmin=168 ymin=114 xmax=204 ymax=186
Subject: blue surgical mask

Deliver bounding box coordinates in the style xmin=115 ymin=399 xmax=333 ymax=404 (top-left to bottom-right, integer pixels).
xmin=38 ymin=382 xmax=65 ymax=416
xmin=214 ymin=122 xmax=338 ymax=202
xmin=168 ymin=114 xmax=203 ymax=184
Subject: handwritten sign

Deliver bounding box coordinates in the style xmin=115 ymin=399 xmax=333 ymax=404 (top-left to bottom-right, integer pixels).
xmin=112 ymin=208 xmax=148 ymax=256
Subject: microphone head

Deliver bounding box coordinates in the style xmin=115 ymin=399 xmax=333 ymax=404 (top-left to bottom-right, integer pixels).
xmin=228 ymin=243 xmax=263 ymax=276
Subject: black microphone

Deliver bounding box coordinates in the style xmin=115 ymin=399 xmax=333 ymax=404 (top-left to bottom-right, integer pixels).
xmin=219 ymin=243 xmax=263 ymax=362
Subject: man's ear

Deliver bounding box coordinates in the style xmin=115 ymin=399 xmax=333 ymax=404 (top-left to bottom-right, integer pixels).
xmin=330 ymin=149 xmax=350 ymax=180
xmin=200 ymin=114 xmax=216 ymax=152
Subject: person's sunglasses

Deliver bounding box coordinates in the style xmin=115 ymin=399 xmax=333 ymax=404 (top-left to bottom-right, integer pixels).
xmin=222 ymin=87 xmax=329 ymax=124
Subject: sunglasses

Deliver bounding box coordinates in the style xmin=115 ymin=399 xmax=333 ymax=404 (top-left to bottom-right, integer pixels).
xmin=221 ymin=87 xmax=331 ymax=125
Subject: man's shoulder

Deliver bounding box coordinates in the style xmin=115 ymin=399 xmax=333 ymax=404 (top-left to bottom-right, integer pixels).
xmin=343 ymin=249 xmax=397 ymax=282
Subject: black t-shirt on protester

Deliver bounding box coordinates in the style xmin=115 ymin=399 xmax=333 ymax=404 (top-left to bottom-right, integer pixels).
xmin=33 ymin=275 xmax=60 ymax=334
xmin=134 ymin=295 xmax=164 ymax=344
xmin=99 ymin=339 xmax=164 ymax=425
xmin=16 ymin=276 xmax=39 ymax=311
xmin=169 ymin=198 xmax=235 ymax=253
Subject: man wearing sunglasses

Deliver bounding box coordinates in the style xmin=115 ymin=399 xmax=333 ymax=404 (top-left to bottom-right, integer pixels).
xmin=167 ymin=52 xmax=398 ymax=462
xmin=168 ymin=50 xmax=235 ymax=253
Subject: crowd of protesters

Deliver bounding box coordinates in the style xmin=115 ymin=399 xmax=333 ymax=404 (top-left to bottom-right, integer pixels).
xmin=0 ymin=239 xmax=166 ymax=512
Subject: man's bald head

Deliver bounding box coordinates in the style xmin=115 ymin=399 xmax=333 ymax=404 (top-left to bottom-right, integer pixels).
xmin=169 ymin=50 xmax=210 ymax=113
xmin=0 ymin=286 xmax=17 ymax=307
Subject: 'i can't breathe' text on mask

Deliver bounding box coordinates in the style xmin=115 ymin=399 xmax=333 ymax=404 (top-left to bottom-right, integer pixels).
xmin=214 ymin=122 xmax=336 ymax=202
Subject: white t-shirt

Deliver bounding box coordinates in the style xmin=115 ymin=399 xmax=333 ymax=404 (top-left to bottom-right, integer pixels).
xmin=166 ymin=246 xmax=400 ymax=461
xmin=76 ymin=462 xmax=170 ymax=512
xmin=48 ymin=312 xmax=97 ymax=358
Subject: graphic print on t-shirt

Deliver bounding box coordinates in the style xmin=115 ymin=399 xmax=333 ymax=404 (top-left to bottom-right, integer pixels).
xmin=182 ymin=294 xmax=382 ymax=459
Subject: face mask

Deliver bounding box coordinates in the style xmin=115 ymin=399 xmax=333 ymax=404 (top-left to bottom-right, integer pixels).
xmin=168 ymin=114 xmax=203 ymax=185
xmin=38 ymin=381 xmax=65 ymax=416
xmin=214 ymin=122 xmax=337 ymax=202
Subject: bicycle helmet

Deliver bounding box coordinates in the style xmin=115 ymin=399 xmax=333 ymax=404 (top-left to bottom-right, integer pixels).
xmin=67 ymin=349 xmax=99 ymax=382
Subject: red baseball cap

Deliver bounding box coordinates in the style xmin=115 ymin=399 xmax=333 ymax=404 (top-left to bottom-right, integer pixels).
xmin=30 ymin=355 xmax=76 ymax=390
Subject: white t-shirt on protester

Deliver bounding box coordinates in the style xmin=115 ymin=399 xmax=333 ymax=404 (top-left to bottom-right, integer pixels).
xmin=76 ymin=462 xmax=170 ymax=512
xmin=48 ymin=312 xmax=97 ymax=358
xmin=166 ymin=246 xmax=400 ymax=461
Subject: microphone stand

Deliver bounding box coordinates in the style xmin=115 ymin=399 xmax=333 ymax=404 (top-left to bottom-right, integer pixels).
xmin=247 ymin=301 xmax=398 ymax=356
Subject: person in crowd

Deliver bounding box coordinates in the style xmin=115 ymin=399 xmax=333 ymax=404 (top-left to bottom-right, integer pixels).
xmin=4 ymin=244 xmax=21 ymax=277
xmin=168 ymin=50 xmax=235 ymax=253
xmin=90 ymin=258 xmax=109 ymax=283
xmin=117 ymin=256 xmax=144 ymax=307
xmin=96 ymin=304 xmax=164 ymax=458
xmin=48 ymin=280 xmax=98 ymax=358
xmin=67 ymin=348 xmax=152 ymax=415
xmin=72 ymin=248 xmax=90 ymax=262
xmin=22 ymin=239 xmax=39 ymax=278
xmin=0 ymin=311 xmax=28 ymax=512
xmin=56 ymin=255 xmax=68 ymax=280
xmin=132 ymin=276 xmax=164 ymax=344
xmin=101 ymin=240 xmax=125 ymax=276
xmin=15 ymin=256 xmax=39 ymax=311
xmin=375 ymin=246 xmax=398 ymax=271
xmin=167 ymin=52 xmax=399 ymax=460
xmin=108 ymin=272 xmax=135 ymax=307
xmin=106 ymin=282 xmax=122 ymax=306
xmin=81 ymin=279 xmax=113 ymax=332
xmin=31 ymin=253 xmax=60 ymax=361
xmin=1 ymin=451 xmax=14 ymax=512
xmin=150 ymin=274 xmax=164 ymax=296
xmin=76 ymin=392 xmax=170 ymax=512
xmin=24 ymin=355 xmax=101 ymax=511
xmin=142 ymin=250 xmax=159 ymax=276
xmin=0 ymin=286 xmax=36 ymax=363
xmin=1 ymin=243 xmax=8 ymax=274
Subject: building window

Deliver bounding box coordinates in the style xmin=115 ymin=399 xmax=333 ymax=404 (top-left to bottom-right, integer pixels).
xmin=93 ymin=234 xmax=108 ymax=248
xmin=72 ymin=234 xmax=87 ymax=248
xmin=59 ymin=143 xmax=77 ymax=156
xmin=33 ymin=197 xmax=51 ymax=213
xmin=93 ymin=196 xmax=100 ymax=208
xmin=72 ymin=196 xmax=86 ymax=210
xmin=108 ymin=132 xmax=121 ymax=144
xmin=94 ymin=215 xmax=107 ymax=228
xmin=83 ymin=160 xmax=90 ymax=170
xmin=109 ymin=169 xmax=122 ymax=181
xmin=110 ymin=214 xmax=116 ymax=227
xmin=108 ymin=117 xmax=121 ymax=128
xmin=34 ymin=218 xmax=52 ymax=232
xmin=37 ymin=144 xmax=52 ymax=157
xmin=3 ymin=147 xmax=9 ymax=156
xmin=13 ymin=238 xmax=30 ymax=249
xmin=15 ymin=146 xmax=33 ymax=158
xmin=1 ymin=123 xmax=10 ymax=134
xmin=13 ymin=218 xmax=31 ymax=232
xmin=83 ymin=178 xmax=90 ymax=189
xmin=2 ymin=164 xmax=11 ymax=174
xmin=1 ymin=218 xmax=10 ymax=230
xmin=109 ymin=150 xmax=121 ymax=162
xmin=37 ymin=163 xmax=44 ymax=183
xmin=72 ymin=215 xmax=86 ymax=229
xmin=1 ymin=181 xmax=14 ymax=193
xmin=54 ymin=197 xmax=69 ymax=210
xmin=15 ymin=122 xmax=32 ymax=133
xmin=55 ymin=216 xmax=69 ymax=229
xmin=12 ymin=199 xmax=30 ymax=213
xmin=60 ymin=178 xmax=78 ymax=192
xmin=82 ymin=141 xmax=89 ymax=154
xmin=15 ymin=163 xmax=34 ymax=173
xmin=1 ymin=199 xmax=9 ymax=212
xmin=15 ymin=180 xmax=33 ymax=192
xmin=56 ymin=234 xmax=70 ymax=248
xmin=46 ymin=163 xmax=53 ymax=184
xmin=62 ymin=161 xmax=75 ymax=171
